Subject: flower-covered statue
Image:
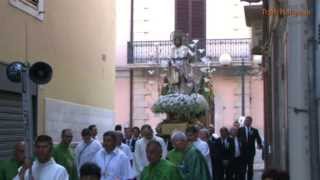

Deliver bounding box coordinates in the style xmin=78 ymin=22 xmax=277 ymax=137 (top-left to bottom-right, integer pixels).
xmin=153 ymin=31 xmax=213 ymax=129
xmin=152 ymin=93 xmax=209 ymax=123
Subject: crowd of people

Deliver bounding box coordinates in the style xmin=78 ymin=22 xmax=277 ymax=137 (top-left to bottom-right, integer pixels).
xmin=0 ymin=116 xmax=289 ymax=180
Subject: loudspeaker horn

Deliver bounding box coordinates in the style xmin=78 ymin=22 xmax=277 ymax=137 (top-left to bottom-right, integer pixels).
xmin=29 ymin=62 xmax=53 ymax=84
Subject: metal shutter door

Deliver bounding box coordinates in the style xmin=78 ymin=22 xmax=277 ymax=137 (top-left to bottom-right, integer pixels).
xmin=0 ymin=90 xmax=24 ymax=160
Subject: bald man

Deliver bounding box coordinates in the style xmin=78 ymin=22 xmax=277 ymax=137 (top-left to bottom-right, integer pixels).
xmin=0 ymin=142 xmax=25 ymax=180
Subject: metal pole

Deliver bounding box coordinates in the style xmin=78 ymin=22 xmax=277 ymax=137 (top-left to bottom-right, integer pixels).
xmin=22 ymin=68 xmax=33 ymax=180
xmin=129 ymin=0 xmax=134 ymax=128
xmin=241 ymin=58 xmax=245 ymax=116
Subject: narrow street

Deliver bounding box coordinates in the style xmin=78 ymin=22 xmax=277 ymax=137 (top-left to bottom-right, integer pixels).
xmin=0 ymin=0 xmax=320 ymax=180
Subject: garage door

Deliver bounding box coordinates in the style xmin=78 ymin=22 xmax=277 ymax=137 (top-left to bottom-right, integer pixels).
xmin=0 ymin=90 xmax=24 ymax=160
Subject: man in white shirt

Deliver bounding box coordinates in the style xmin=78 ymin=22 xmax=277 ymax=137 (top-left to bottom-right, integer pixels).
xmin=88 ymin=125 xmax=100 ymax=142
xmin=133 ymin=124 xmax=167 ymax=177
xmin=199 ymin=128 xmax=214 ymax=178
xmin=14 ymin=135 xmax=68 ymax=180
xmin=115 ymin=131 xmax=134 ymax=161
xmin=75 ymin=128 xmax=102 ymax=175
xmin=93 ymin=131 xmax=132 ymax=180
xmin=186 ymin=126 xmax=212 ymax=178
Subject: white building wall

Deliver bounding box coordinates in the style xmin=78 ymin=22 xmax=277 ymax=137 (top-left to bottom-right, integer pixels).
xmin=45 ymin=98 xmax=114 ymax=143
xmin=207 ymin=0 xmax=251 ymax=39
xmin=133 ymin=0 xmax=175 ymax=41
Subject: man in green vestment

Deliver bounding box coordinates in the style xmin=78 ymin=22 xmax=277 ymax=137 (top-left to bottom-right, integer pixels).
xmin=141 ymin=140 xmax=182 ymax=180
xmin=0 ymin=142 xmax=25 ymax=180
xmin=53 ymin=129 xmax=78 ymax=180
xmin=167 ymin=131 xmax=211 ymax=180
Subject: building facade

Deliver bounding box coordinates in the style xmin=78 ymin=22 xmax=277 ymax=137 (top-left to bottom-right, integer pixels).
xmin=115 ymin=0 xmax=264 ymax=135
xmin=243 ymin=0 xmax=320 ymax=179
xmin=0 ymin=0 xmax=116 ymax=159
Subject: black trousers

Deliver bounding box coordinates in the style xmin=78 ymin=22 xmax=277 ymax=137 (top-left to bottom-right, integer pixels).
xmin=243 ymin=156 xmax=254 ymax=180
xmin=230 ymin=157 xmax=245 ymax=180
xmin=212 ymin=159 xmax=222 ymax=180
xmin=213 ymin=160 xmax=232 ymax=180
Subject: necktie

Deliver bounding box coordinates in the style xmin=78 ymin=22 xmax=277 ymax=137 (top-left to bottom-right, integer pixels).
xmin=235 ymin=138 xmax=240 ymax=157
xmin=246 ymin=127 xmax=249 ymax=141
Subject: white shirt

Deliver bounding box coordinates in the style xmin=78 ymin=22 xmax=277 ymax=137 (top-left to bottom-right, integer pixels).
xmin=212 ymin=133 xmax=219 ymax=139
xmin=193 ymin=138 xmax=212 ymax=177
xmin=13 ymin=158 xmax=68 ymax=180
xmin=93 ymin=136 xmax=102 ymax=145
xmin=119 ymin=143 xmax=133 ymax=160
xmin=133 ymin=136 xmax=167 ymax=175
xmin=234 ymin=137 xmax=241 ymax=158
xmin=93 ymin=148 xmax=132 ymax=180
xmin=193 ymin=138 xmax=210 ymax=158
xmin=75 ymin=139 xmax=102 ymax=174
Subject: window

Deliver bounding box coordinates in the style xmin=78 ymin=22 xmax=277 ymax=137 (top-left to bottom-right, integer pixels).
xmin=175 ymin=0 xmax=206 ymax=42
xmin=9 ymin=0 xmax=45 ymax=21
xmin=25 ymin=0 xmax=39 ymax=7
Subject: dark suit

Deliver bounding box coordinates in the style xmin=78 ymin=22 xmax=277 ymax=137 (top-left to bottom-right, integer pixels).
xmin=230 ymin=137 xmax=245 ymax=180
xmin=208 ymin=137 xmax=218 ymax=180
xmin=212 ymin=137 xmax=235 ymax=180
xmin=238 ymin=127 xmax=262 ymax=180
xmin=128 ymin=137 xmax=138 ymax=152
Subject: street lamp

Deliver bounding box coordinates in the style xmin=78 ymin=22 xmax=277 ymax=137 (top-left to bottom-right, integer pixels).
xmin=252 ymin=54 xmax=263 ymax=65
xmin=219 ymin=53 xmax=232 ymax=66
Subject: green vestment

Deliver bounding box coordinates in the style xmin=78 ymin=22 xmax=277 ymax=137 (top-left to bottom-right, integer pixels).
xmin=169 ymin=145 xmax=211 ymax=180
xmin=140 ymin=159 xmax=182 ymax=180
xmin=0 ymin=158 xmax=21 ymax=180
xmin=167 ymin=148 xmax=184 ymax=166
xmin=53 ymin=143 xmax=78 ymax=180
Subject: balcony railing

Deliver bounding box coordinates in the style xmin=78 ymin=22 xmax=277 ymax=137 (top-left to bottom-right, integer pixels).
xmin=128 ymin=38 xmax=252 ymax=66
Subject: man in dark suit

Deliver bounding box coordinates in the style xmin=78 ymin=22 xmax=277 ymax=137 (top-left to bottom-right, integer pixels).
xmin=128 ymin=126 xmax=140 ymax=152
xmin=238 ymin=116 xmax=263 ymax=180
xmin=230 ymin=127 xmax=245 ymax=180
xmin=206 ymin=128 xmax=219 ymax=180
xmin=214 ymin=127 xmax=235 ymax=180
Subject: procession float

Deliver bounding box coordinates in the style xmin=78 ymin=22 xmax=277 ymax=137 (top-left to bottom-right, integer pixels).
xmin=152 ymin=31 xmax=215 ymax=136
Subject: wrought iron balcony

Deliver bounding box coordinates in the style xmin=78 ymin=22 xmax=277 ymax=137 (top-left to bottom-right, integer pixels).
xmin=128 ymin=38 xmax=252 ymax=66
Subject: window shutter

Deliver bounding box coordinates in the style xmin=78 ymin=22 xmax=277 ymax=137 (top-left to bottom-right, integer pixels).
xmin=175 ymin=0 xmax=190 ymax=35
xmin=175 ymin=0 xmax=206 ymax=45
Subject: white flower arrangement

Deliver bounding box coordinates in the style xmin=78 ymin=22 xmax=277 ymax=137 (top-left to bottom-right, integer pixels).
xmin=152 ymin=93 xmax=209 ymax=121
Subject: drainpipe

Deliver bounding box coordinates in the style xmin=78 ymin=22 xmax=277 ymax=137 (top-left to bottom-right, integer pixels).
xmin=129 ymin=0 xmax=134 ymax=128
xmin=311 ymin=0 xmax=320 ymax=179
